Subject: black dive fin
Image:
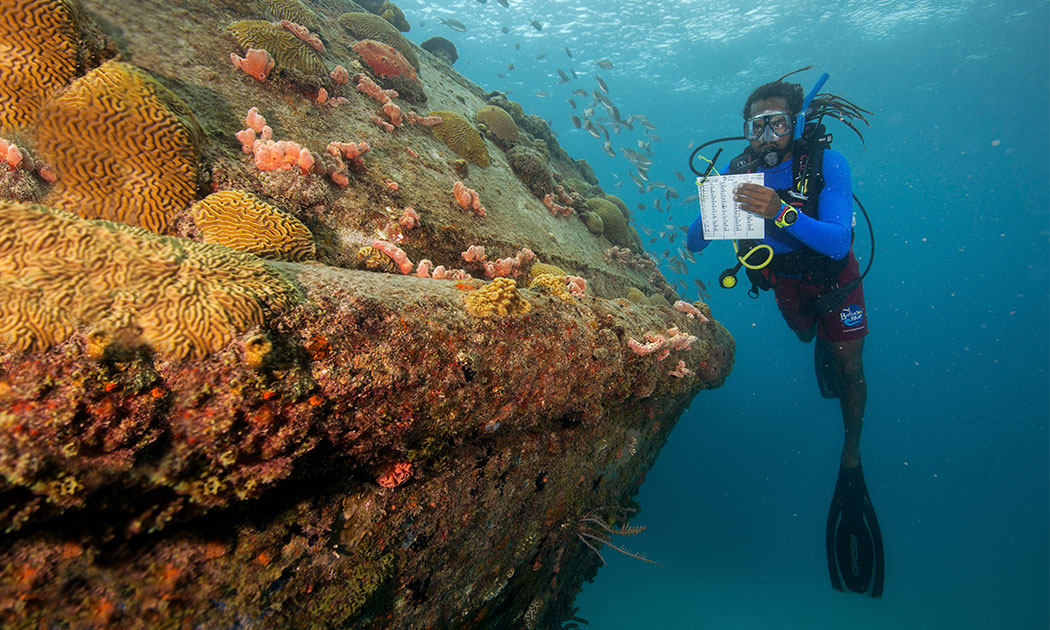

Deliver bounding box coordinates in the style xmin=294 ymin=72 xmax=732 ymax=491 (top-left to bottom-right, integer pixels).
xmin=826 ymin=462 xmax=885 ymax=597
xmin=814 ymin=338 xmax=839 ymax=399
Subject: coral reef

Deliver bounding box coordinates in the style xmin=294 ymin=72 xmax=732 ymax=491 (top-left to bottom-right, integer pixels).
xmin=421 ymin=36 xmax=458 ymax=65
xmin=337 ymin=11 xmax=419 ymax=70
xmin=465 ymin=277 xmax=531 ymax=317
xmin=190 ymin=190 xmax=316 ymax=262
xmin=428 ymin=110 xmax=490 ymax=167
xmin=35 ymin=60 xmax=202 ymax=234
xmin=476 ymin=105 xmax=519 ymax=145
xmin=0 ymin=0 xmax=735 ymax=627
xmin=0 ymin=0 xmax=81 ymax=131
xmin=227 ymin=20 xmax=326 ymax=76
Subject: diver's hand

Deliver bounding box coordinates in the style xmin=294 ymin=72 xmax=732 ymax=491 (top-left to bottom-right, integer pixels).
xmin=733 ymin=183 xmax=781 ymax=219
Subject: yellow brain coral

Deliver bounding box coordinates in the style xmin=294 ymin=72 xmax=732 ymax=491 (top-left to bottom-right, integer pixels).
xmin=337 ymin=12 xmax=419 ymax=70
xmin=191 ymin=190 xmax=316 ymax=262
xmin=261 ymin=0 xmax=320 ymax=31
xmin=0 ymin=0 xmax=80 ymax=131
xmin=528 ymin=262 xmax=567 ymax=283
xmin=355 ymin=246 xmax=400 ymax=274
xmin=228 ymin=20 xmax=327 ymax=75
xmin=34 ymin=60 xmax=203 ymax=234
xmin=465 ymin=278 xmax=530 ymax=317
xmin=428 ymin=110 xmax=490 ymax=167
xmin=476 ymin=105 xmax=518 ymax=144
xmin=529 ymin=274 xmax=573 ymax=302
xmin=0 ymin=201 xmax=300 ymax=358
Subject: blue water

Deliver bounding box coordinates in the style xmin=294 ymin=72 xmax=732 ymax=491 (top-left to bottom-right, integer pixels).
xmin=403 ymin=1 xmax=1049 ymax=627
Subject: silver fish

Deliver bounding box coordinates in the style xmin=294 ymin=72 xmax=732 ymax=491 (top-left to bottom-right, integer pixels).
xmin=642 ymin=121 xmax=658 ymax=131
xmin=529 ymin=20 xmax=542 ymax=31
xmin=635 ymin=167 xmax=648 ymax=181
xmin=641 ymin=225 xmax=653 ymax=235
xmin=595 ymin=122 xmax=609 ymax=140
xmin=557 ymin=69 xmax=570 ymax=83
xmin=602 ymin=141 xmax=615 ymax=157
xmin=622 ymin=147 xmax=652 ymax=167
xmin=535 ymin=91 xmax=551 ymax=97
xmin=646 ymin=132 xmax=662 ymax=142
xmin=584 ymin=120 xmax=600 ymax=138
xmin=568 ymin=98 xmax=577 ymax=109
xmin=682 ymin=194 xmax=699 ymax=205
xmin=572 ymin=88 xmax=588 ymax=97
xmin=628 ymin=172 xmax=645 ymax=187
xmin=439 ymin=18 xmax=467 ymax=32
xmin=536 ymin=53 xmax=547 ymax=60
xmin=565 ymin=46 xmax=572 ymax=57
xmin=652 ymin=181 xmax=666 ymax=189
xmin=636 ymin=203 xmax=646 ymax=211
xmin=497 ymin=0 xmax=509 ymax=6
xmin=501 ymin=26 xmax=509 ymax=33
xmin=674 ymin=169 xmax=685 ymax=181
xmin=610 ymin=105 xmax=622 ymax=123
xmin=582 ymin=107 xmax=594 ymax=118
xmin=596 ymin=60 xmax=613 ymax=69
xmin=593 ymin=91 xmax=612 ymax=108
xmin=571 ymin=114 xmax=581 ymax=129
xmin=666 ymin=187 xmax=679 ymax=200
xmin=569 ymin=67 xmax=577 ymax=79
xmin=594 ymin=74 xmax=609 ymax=93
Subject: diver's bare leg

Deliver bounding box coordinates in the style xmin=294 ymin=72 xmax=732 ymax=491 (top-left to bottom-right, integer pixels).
xmin=830 ymin=338 xmax=866 ymax=468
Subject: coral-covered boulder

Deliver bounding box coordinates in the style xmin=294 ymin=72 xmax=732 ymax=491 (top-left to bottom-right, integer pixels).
xmin=421 ymin=36 xmax=457 ymax=65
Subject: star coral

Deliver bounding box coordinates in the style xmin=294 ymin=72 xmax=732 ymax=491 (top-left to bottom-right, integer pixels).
xmin=0 ymin=0 xmax=80 ymax=131
xmin=35 ymin=60 xmax=203 ymax=234
xmin=189 ymin=190 xmax=316 ymax=262
xmin=465 ymin=277 xmax=531 ymax=318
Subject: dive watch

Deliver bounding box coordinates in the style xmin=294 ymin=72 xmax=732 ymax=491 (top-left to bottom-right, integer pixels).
xmin=774 ymin=202 xmax=798 ymax=228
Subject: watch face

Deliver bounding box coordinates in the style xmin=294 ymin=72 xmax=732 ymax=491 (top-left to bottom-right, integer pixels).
xmin=784 ymin=208 xmax=798 ymax=224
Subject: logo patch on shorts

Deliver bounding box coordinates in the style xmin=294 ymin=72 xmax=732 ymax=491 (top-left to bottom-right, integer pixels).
xmin=840 ymin=304 xmax=864 ymax=328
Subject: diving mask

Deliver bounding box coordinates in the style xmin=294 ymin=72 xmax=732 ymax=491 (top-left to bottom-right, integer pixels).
xmin=743 ymin=110 xmax=794 ymax=142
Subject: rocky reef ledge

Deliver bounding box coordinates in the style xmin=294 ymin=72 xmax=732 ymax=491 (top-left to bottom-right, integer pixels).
xmin=0 ymin=0 xmax=734 ymax=627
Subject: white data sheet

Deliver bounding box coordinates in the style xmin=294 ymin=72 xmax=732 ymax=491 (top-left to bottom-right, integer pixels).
xmin=696 ymin=173 xmax=766 ymax=240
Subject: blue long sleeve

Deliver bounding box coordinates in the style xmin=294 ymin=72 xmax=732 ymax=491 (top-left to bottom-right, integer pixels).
xmin=781 ymin=150 xmax=853 ymax=260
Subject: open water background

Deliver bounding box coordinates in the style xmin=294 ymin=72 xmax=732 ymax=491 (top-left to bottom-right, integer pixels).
xmin=403 ymin=1 xmax=1050 ymax=627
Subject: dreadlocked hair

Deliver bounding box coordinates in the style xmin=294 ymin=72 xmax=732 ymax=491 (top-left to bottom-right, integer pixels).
xmin=743 ymin=67 xmax=874 ymax=145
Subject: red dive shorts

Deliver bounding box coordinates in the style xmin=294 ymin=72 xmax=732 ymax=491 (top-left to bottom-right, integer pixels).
xmin=771 ymin=251 xmax=868 ymax=342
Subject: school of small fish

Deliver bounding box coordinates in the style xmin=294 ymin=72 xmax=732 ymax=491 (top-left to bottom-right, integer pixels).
xmin=430 ymin=1 xmax=705 ymax=297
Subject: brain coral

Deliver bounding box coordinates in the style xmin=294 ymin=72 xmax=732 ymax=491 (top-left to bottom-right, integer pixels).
xmin=604 ymin=194 xmax=630 ymax=220
xmin=428 ymin=111 xmax=490 ymax=167
xmin=379 ymin=1 xmax=410 ymax=32
xmin=585 ymin=197 xmax=630 ymax=247
xmin=337 ymin=12 xmax=419 ymax=70
xmin=228 ymin=20 xmax=327 ymax=75
xmin=475 ymin=105 xmax=518 ymax=144
xmin=421 ymin=36 xmax=457 ymax=65
xmin=260 ymin=0 xmax=320 ymax=31
xmin=465 ymin=277 xmax=530 ymax=318
xmin=190 ymin=190 xmax=316 ymax=262
xmin=352 ymin=39 xmax=416 ymax=80
xmin=528 ymin=262 xmax=567 ymax=282
xmin=0 ymin=0 xmax=81 ymax=131
xmin=506 ymin=145 xmax=555 ymax=197
xmin=354 ymin=245 xmax=400 ymax=274
xmin=0 ymin=201 xmax=300 ymax=358
xmin=35 ymin=60 xmax=203 ymax=234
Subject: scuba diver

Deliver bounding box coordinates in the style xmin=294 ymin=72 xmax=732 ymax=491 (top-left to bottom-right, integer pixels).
xmin=686 ymin=69 xmax=884 ymax=597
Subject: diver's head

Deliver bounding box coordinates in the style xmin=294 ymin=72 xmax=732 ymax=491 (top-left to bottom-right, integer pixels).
xmin=742 ymin=81 xmax=804 ymax=168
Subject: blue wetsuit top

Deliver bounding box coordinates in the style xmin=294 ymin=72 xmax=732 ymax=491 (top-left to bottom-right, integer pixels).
xmin=686 ymin=149 xmax=853 ymax=262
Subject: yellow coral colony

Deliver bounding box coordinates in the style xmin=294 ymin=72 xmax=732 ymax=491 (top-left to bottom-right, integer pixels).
xmin=191 ymin=191 xmax=316 ymax=262
xmin=337 ymin=12 xmax=419 ymax=69
xmin=475 ymin=105 xmax=518 ymax=144
xmin=260 ymin=0 xmax=320 ymax=31
xmin=0 ymin=201 xmax=300 ymax=358
xmin=528 ymin=274 xmax=573 ymax=302
xmin=428 ymin=110 xmax=490 ymax=167
xmin=34 ymin=60 xmax=203 ymax=234
xmin=465 ymin=278 xmax=531 ymax=317
xmin=0 ymin=0 xmax=80 ymax=131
